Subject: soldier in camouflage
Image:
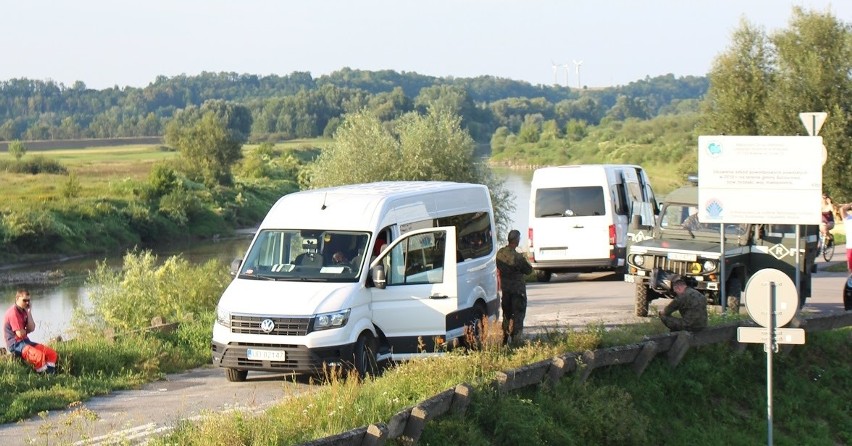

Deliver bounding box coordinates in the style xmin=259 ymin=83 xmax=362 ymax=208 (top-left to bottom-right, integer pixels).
xmin=496 ymin=229 xmax=533 ymax=345
xmin=658 ymin=275 xmax=707 ymax=332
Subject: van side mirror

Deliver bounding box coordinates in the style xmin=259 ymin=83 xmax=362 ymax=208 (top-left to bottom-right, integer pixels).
xmin=229 ymin=258 xmax=242 ymax=276
xmin=371 ymin=264 xmax=387 ymax=289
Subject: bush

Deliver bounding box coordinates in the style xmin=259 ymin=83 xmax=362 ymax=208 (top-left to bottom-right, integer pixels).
xmin=83 ymin=250 xmax=231 ymax=332
xmin=0 ymin=155 xmax=67 ymax=174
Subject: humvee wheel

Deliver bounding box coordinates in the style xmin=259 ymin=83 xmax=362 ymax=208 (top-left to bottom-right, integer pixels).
xmin=535 ymin=270 xmax=552 ymax=282
xmin=635 ymin=283 xmax=651 ymax=317
xmin=726 ymin=277 xmax=742 ymax=314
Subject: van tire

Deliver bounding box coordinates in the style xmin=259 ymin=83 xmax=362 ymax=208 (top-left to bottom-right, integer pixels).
xmin=635 ymin=284 xmax=651 ymax=317
xmin=726 ymin=278 xmax=742 ymax=314
xmin=535 ymin=270 xmax=552 ymax=282
xmin=225 ymin=368 xmax=248 ymax=382
xmin=354 ymin=332 xmax=379 ymax=379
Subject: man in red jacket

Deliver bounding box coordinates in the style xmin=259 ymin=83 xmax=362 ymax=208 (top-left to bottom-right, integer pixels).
xmin=3 ymin=289 xmax=59 ymax=373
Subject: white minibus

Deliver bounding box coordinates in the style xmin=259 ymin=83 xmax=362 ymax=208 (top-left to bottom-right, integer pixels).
xmin=212 ymin=181 xmax=499 ymax=380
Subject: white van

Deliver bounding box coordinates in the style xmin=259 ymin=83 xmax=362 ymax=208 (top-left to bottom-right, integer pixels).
xmin=212 ymin=181 xmax=499 ymax=381
xmin=527 ymin=164 xmax=657 ymax=282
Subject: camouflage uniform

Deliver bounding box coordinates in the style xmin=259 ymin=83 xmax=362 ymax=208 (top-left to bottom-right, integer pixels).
xmin=660 ymin=286 xmax=707 ymax=332
xmin=496 ymin=245 xmax=533 ymax=344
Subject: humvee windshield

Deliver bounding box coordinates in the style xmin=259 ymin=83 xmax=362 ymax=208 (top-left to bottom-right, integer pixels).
xmin=660 ymin=203 xmax=748 ymax=236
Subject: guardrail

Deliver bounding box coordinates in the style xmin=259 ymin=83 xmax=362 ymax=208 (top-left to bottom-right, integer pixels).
xmin=301 ymin=311 xmax=852 ymax=446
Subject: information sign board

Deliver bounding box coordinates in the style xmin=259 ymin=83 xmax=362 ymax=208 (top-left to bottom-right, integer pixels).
xmin=697 ymin=136 xmax=823 ymax=224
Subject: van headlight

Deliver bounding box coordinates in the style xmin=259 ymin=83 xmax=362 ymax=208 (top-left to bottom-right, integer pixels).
xmin=216 ymin=306 xmax=231 ymax=328
xmin=312 ymin=309 xmax=351 ymax=331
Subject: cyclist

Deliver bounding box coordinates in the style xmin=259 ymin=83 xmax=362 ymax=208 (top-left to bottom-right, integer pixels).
xmin=820 ymin=194 xmax=836 ymax=247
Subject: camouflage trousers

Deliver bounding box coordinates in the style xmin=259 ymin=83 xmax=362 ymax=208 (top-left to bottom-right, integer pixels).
xmin=660 ymin=315 xmax=703 ymax=333
xmin=501 ymin=290 xmax=527 ymax=345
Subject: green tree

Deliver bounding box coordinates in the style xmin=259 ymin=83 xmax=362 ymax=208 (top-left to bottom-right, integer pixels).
xmin=308 ymin=108 xmax=515 ymax=236
xmin=164 ymin=100 xmax=252 ymax=186
xmin=704 ymin=8 xmax=851 ymax=199
xmin=7 ymin=139 xmax=26 ymax=160
xmin=703 ymin=18 xmax=773 ymax=135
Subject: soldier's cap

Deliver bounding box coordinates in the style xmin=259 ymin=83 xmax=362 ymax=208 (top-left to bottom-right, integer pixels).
xmin=507 ymin=230 xmax=521 ymax=242
xmin=670 ymin=275 xmax=686 ymax=286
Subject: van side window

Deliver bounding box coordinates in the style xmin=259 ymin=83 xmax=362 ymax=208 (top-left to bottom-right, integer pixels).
xmin=535 ymin=186 xmax=605 ymax=217
xmin=386 ymin=231 xmax=446 ymax=286
xmin=436 ymin=212 xmax=494 ymax=261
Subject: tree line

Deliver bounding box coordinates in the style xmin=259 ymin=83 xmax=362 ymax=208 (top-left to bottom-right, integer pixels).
xmin=0 ymin=69 xmax=707 ymax=144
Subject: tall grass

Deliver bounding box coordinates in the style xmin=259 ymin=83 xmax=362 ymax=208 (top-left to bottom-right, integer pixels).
xmin=147 ymin=320 xmax=850 ymax=446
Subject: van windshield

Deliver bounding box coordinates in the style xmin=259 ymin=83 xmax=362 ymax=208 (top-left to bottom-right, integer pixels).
xmin=238 ymin=229 xmax=370 ymax=282
xmin=534 ymin=186 xmax=605 ymax=217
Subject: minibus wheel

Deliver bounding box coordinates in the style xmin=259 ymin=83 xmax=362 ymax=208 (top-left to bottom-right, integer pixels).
xmin=225 ymin=368 xmax=248 ymax=382
xmin=535 ymin=270 xmax=552 ymax=282
xmin=354 ymin=332 xmax=379 ymax=379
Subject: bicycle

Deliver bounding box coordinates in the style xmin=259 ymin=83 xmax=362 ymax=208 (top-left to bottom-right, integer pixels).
xmin=818 ymin=232 xmax=835 ymax=262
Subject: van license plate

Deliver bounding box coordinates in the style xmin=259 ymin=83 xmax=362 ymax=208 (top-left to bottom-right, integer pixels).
xmin=246 ymin=349 xmax=286 ymax=361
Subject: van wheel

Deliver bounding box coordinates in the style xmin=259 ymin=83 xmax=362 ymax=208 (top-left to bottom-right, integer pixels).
xmin=462 ymin=303 xmax=487 ymax=350
xmin=225 ymin=368 xmax=247 ymax=382
xmin=726 ymin=278 xmax=742 ymax=314
xmin=535 ymin=270 xmax=552 ymax=282
xmin=635 ymin=284 xmax=651 ymax=317
xmin=353 ymin=332 xmax=379 ymax=379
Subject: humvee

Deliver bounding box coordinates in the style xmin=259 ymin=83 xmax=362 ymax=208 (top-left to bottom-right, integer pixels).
xmin=624 ymin=182 xmax=818 ymax=317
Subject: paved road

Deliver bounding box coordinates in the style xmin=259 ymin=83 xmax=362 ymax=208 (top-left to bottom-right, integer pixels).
xmin=2 ymin=265 xmax=848 ymax=445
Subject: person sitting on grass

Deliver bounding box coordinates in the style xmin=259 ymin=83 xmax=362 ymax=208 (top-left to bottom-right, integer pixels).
xmin=3 ymin=289 xmax=59 ymax=374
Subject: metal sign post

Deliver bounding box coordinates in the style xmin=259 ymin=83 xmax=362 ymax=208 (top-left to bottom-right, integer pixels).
xmin=738 ymin=269 xmax=806 ymax=446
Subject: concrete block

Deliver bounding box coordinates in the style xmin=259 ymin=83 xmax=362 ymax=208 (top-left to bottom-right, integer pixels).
xmin=576 ymin=350 xmax=596 ymax=384
xmin=667 ymin=331 xmax=693 ymax=367
xmin=548 ymin=353 xmax=577 ymax=386
xmin=451 ymin=383 xmax=473 ymax=415
xmin=300 ymin=426 xmax=366 ymax=446
xmin=361 ymin=423 xmax=388 ymax=446
xmin=386 ymin=407 xmax=412 ymax=439
xmin=495 ymin=359 xmax=551 ymax=393
xmin=632 ymin=341 xmax=658 ymax=376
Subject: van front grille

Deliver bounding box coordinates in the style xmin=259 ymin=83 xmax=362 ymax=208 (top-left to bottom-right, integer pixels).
xmin=230 ymin=314 xmax=311 ymax=336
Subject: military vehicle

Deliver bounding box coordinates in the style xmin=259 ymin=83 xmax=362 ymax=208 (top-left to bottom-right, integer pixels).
xmin=624 ymin=180 xmax=818 ymax=317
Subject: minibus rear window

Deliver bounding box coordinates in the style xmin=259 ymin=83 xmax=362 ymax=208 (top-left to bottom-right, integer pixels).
xmin=535 ymin=186 xmax=605 ymax=217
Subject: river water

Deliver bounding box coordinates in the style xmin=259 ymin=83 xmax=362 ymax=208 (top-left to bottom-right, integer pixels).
xmin=2 ymin=169 xmax=534 ymax=343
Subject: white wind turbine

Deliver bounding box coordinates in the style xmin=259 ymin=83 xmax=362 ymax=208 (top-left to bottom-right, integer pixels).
xmin=562 ymin=63 xmax=571 ymax=87
xmin=573 ymin=60 xmax=583 ymax=89
xmin=551 ymin=61 xmax=559 ymax=85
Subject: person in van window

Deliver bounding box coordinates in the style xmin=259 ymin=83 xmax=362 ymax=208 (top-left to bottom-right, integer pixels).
xmin=3 ymin=289 xmax=59 ymax=374
xmin=331 ymin=251 xmax=351 ymax=265
xmin=496 ymin=230 xmax=533 ymax=346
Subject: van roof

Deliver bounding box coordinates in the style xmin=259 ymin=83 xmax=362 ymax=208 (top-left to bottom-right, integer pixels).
xmin=259 ymin=181 xmax=488 ymax=231
xmin=531 ymin=164 xmax=642 ymax=184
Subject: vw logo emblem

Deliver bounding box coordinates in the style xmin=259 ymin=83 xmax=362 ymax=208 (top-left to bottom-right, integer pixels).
xmin=260 ymin=319 xmax=275 ymax=333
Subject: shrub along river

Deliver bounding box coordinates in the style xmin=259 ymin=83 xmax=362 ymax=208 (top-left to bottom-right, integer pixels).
xmin=1 ymin=169 xmax=534 ymax=343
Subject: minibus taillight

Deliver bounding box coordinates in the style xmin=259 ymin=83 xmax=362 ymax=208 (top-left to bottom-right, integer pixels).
xmin=528 ymin=228 xmax=534 ymax=247
xmin=609 ymin=224 xmax=616 ymax=245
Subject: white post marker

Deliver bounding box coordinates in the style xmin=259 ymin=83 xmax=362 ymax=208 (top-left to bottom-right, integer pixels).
xmin=738 ymin=269 xmax=806 ymax=446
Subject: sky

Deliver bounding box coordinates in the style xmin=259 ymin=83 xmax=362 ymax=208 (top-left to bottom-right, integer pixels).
xmin=1 ymin=1 xmax=849 ymax=91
